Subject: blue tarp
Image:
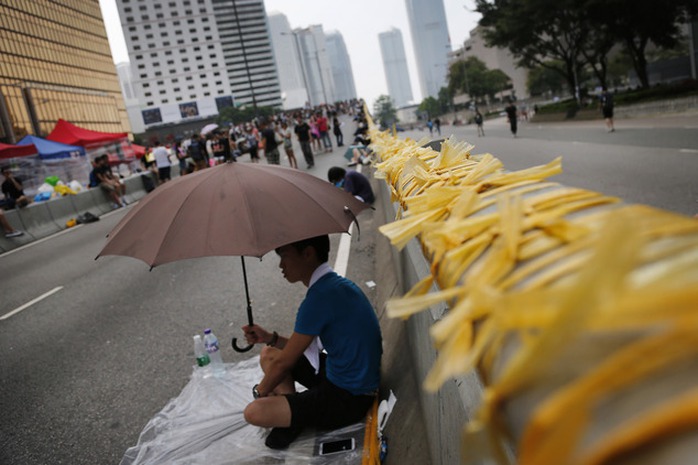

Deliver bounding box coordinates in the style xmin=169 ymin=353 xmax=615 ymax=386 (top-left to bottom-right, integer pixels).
xmin=17 ymin=135 xmax=86 ymax=160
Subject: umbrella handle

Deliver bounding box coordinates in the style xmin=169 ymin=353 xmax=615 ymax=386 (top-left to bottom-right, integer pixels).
xmin=231 ymin=256 xmax=255 ymax=353
xmin=232 ymin=338 xmax=254 ymax=352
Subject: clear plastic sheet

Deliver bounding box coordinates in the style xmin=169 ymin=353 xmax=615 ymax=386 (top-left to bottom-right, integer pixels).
xmin=121 ymin=356 xmax=365 ymax=465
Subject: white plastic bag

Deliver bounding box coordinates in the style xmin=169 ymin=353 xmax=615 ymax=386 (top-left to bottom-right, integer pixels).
xmin=120 ymin=356 xmax=365 ymax=465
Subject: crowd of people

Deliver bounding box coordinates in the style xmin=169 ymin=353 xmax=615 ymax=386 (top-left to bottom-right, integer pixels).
xmin=135 ymin=101 xmax=365 ymax=182
xmin=1 ymin=100 xmax=373 ymax=237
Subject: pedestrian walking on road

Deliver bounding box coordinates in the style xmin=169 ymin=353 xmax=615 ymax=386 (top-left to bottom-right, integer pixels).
xmin=474 ymin=110 xmax=485 ymax=137
xmin=295 ymin=116 xmax=315 ymax=169
xmin=505 ymin=100 xmax=518 ymax=137
xmin=427 ymin=119 xmax=433 ymax=135
xmin=279 ymin=122 xmax=298 ymax=169
xmin=332 ymin=114 xmax=344 ymax=147
xmin=259 ymin=120 xmax=281 ymax=165
xmin=434 ymin=117 xmax=441 ymax=135
xmin=600 ymin=87 xmax=615 ymax=133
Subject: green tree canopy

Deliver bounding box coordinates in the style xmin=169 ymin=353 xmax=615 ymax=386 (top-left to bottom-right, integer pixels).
xmin=373 ymin=95 xmax=397 ymax=128
xmin=418 ymin=96 xmax=440 ymax=119
xmin=475 ymin=0 xmax=698 ymax=94
xmin=586 ymin=0 xmax=698 ymax=88
xmin=448 ymin=56 xmax=512 ymax=102
xmin=527 ymin=61 xmax=568 ymax=96
xmin=475 ymin=0 xmax=589 ymax=99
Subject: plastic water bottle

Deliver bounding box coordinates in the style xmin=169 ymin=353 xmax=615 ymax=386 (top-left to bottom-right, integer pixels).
xmin=193 ymin=334 xmax=210 ymax=368
xmin=203 ymin=328 xmax=224 ymax=373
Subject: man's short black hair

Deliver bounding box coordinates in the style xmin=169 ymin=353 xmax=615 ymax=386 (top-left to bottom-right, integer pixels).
xmin=277 ymin=235 xmax=330 ymax=263
xmin=327 ymin=167 xmax=346 ymax=184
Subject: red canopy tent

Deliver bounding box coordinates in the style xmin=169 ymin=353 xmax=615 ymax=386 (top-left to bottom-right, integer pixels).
xmin=131 ymin=144 xmax=146 ymax=158
xmin=0 ymin=142 xmax=38 ymax=160
xmin=47 ymin=119 xmax=136 ymax=166
xmin=47 ymin=119 xmax=128 ymax=147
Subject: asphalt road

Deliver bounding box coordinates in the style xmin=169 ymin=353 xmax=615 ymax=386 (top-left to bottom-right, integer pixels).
xmin=408 ymin=114 xmax=698 ymax=216
xmin=0 ymin=125 xmax=379 ymax=465
xmin=1 ymin=112 xmax=696 ymax=464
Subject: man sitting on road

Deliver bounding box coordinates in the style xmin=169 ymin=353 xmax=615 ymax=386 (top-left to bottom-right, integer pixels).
xmin=1 ymin=165 xmax=31 ymax=209
xmin=94 ymin=155 xmax=126 ymax=208
xmin=327 ymin=166 xmax=375 ymax=204
xmin=242 ymin=235 xmax=382 ymax=449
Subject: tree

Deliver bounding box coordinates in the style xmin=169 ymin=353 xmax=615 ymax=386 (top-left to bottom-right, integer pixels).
xmin=475 ymin=0 xmax=590 ymax=101
xmin=527 ymin=61 xmax=568 ymax=96
xmin=586 ymin=0 xmax=698 ymax=88
xmin=437 ymin=87 xmax=453 ymax=114
xmin=373 ymin=95 xmax=397 ymax=128
xmin=448 ymin=57 xmax=511 ymax=103
xmin=418 ymin=96 xmax=441 ymax=119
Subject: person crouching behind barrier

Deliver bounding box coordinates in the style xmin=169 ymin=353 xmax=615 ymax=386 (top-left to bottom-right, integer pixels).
xmin=242 ymin=235 xmax=382 ymax=449
xmin=327 ymin=166 xmax=375 ymax=204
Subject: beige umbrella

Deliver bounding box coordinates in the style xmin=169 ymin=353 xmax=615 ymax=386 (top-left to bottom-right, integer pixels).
xmin=97 ymin=161 xmax=370 ymax=351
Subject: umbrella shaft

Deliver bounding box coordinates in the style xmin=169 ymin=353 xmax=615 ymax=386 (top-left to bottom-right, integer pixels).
xmin=240 ymin=257 xmax=254 ymax=325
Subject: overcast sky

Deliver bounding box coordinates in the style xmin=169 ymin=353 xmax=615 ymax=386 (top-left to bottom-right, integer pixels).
xmin=98 ymin=0 xmax=481 ymax=107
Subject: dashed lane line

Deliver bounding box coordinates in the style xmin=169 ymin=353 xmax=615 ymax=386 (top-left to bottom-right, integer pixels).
xmin=1 ymin=286 xmax=64 ymax=321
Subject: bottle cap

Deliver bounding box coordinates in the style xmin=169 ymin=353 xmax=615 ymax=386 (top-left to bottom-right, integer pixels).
xmin=193 ymin=334 xmax=202 ymax=341
xmin=204 ymin=328 xmax=212 ymax=334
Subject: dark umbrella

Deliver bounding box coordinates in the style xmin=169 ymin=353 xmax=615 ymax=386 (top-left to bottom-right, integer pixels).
xmin=97 ymin=162 xmax=370 ymax=351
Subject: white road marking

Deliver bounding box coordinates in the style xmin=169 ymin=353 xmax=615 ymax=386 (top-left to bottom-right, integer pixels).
xmin=333 ymin=165 xmax=363 ymax=277
xmin=1 ymin=286 xmax=64 ymax=320
xmin=679 ymin=148 xmax=698 ymax=153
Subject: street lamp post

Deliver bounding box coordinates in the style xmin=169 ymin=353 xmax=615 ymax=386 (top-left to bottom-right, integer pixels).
xmin=230 ymin=0 xmax=257 ymax=110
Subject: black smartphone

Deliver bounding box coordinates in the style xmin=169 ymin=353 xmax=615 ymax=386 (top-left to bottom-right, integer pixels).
xmin=319 ymin=438 xmax=355 ymax=455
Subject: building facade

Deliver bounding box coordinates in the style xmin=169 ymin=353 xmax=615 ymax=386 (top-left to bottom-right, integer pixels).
xmin=453 ymin=26 xmax=529 ymax=102
xmin=116 ymin=0 xmax=281 ymax=131
xmin=267 ymin=11 xmax=309 ymax=110
xmin=378 ymin=28 xmax=414 ymax=108
xmin=294 ymin=25 xmax=335 ymax=106
xmin=325 ymin=31 xmax=356 ymax=103
xmin=211 ymin=0 xmax=281 ymax=108
xmin=404 ymin=0 xmax=450 ymax=99
xmin=0 ymin=0 xmax=130 ymax=143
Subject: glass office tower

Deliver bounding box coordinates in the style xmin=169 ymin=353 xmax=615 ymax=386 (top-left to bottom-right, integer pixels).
xmin=0 ymin=1 xmax=130 ymax=143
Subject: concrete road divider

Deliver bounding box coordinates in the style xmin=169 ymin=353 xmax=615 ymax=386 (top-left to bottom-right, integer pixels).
xmin=16 ymin=201 xmax=62 ymax=240
xmin=46 ymin=195 xmax=80 ymax=230
xmin=0 ymin=208 xmax=35 ymax=252
xmin=0 ymin=173 xmax=151 ymax=254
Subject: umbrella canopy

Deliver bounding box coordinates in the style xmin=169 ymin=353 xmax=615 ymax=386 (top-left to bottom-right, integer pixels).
xmin=201 ymin=123 xmax=218 ymax=136
xmin=98 ymin=162 xmax=370 ymax=266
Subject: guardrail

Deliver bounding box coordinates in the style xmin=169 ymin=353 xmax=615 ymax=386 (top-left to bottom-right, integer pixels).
xmin=371 ymin=127 xmax=698 ymax=465
xmin=0 ymin=172 xmax=155 ymax=253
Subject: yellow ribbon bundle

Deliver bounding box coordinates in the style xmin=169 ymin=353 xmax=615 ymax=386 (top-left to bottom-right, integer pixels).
xmin=369 ymin=121 xmax=698 ymax=465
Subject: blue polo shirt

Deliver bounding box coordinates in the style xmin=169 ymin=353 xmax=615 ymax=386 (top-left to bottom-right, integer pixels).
xmin=294 ymin=272 xmax=382 ymax=395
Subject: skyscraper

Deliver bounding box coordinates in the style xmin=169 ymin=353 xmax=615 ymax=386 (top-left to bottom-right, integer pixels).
xmin=0 ymin=1 xmax=130 ymax=142
xmin=212 ymin=0 xmax=281 ymax=108
xmin=404 ymin=0 xmax=451 ymax=99
xmin=116 ymin=0 xmax=281 ymax=129
xmin=267 ymin=12 xmax=309 ymax=110
xmin=325 ymin=31 xmax=357 ymax=102
xmin=295 ymin=25 xmax=335 ymax=106
xmin=378 ymin=28 xmax=414 ymax=107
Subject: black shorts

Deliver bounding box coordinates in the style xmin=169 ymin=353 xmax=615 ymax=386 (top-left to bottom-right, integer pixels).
xmin=158 ymin=166 xmax=171 ymax=180
xmin=285 ymin=354 xmax=375 ymax=430
xmin=602 ymin=107 xmax=614 ymax=119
